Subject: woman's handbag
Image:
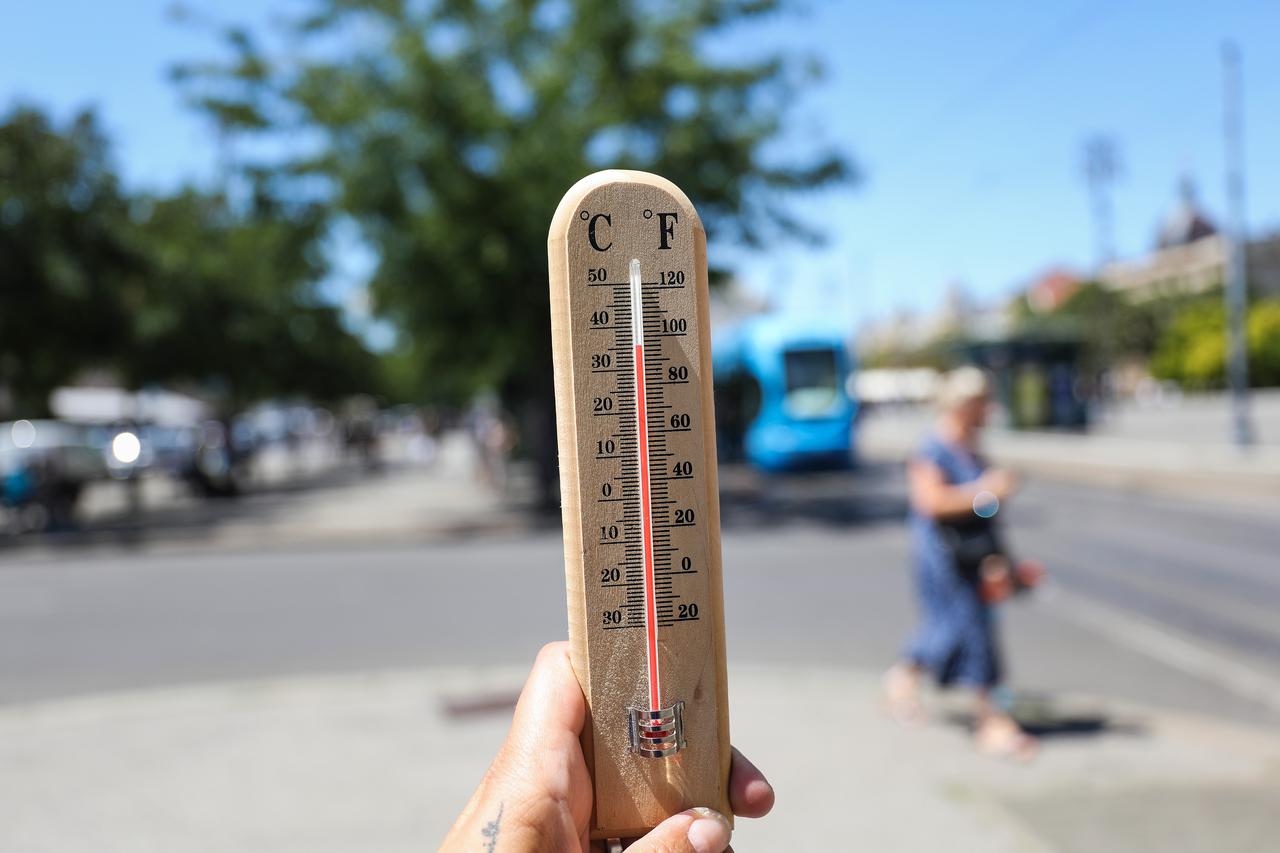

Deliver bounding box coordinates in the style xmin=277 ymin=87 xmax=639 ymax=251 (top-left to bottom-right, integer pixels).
xmin=939 ymin=519 xmax=1046 ymax=603
xmin=938 ymin=517 xmax=1002 ymax=581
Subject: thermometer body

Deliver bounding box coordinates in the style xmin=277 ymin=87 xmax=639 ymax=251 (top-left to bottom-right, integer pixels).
xmin=548 ymin=171 xmax=731 ymax=840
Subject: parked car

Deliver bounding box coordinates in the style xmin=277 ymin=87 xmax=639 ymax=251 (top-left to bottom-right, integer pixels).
xmin=1 ymin=419 xmax=109 ymax=532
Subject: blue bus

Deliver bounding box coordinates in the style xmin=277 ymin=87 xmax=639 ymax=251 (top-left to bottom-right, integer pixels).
xmin=712 ymin=315 xmax=858 ymax=471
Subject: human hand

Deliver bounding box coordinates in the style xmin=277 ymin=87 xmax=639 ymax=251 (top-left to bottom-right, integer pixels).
xmin=440 ymin=642 xmax=774 ymax=852
xmin=978 ymin=467 xmax=1019 ymax=501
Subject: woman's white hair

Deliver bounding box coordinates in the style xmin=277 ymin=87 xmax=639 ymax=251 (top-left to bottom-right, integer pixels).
xmin=936 ymin=366 xmax=991 ymax=411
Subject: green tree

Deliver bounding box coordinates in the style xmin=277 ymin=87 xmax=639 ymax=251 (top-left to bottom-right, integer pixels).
xmin=1150 ymin=299 xmax=1225 ymax=388
xmin=1151 ymin=297 xmax=1280 ymax=389
xmin=128 ymin=182 xmax=381 ymax=408
xmin=1248 ymin=300 xmax=1280 ymax=387
xmin=0 ymin=106 xmax=143 ymax=415
xmin=176 ymin=0 xmax=851 ymax=500
xmin=0 ymin=104 xmax=380 ymax=417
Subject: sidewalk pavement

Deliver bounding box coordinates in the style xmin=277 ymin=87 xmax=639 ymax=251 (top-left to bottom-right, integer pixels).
xmin=2 ymin=664 xmax=1277 ymax=852
xmin=192 ymin=433 xmax=537 ymax=548
xmin=859 ymin=409 xmax=1280 ymax=505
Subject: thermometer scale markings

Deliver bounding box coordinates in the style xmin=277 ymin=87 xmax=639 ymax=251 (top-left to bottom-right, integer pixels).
xmin=592 ymin=267 xmax=698 ymax=645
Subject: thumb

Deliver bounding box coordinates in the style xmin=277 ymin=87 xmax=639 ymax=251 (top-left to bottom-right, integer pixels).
xmin=625 ymin=808 xmax=732 ymax=853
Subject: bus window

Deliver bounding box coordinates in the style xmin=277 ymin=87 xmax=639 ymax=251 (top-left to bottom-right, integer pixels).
xmin=783 ymin=348 xmax=840 ymax=418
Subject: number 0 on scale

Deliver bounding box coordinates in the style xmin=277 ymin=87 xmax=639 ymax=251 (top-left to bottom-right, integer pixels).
xmin=549 ymin=171 xmax=732 ymax=840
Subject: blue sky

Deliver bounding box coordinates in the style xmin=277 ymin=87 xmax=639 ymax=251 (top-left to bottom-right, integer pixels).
xmin=5 ymin=0 xmax=1279 ymax=332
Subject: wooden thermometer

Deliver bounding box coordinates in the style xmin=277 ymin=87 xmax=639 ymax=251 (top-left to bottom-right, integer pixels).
xmin=548 ymin=170 xmax=731 ymax=842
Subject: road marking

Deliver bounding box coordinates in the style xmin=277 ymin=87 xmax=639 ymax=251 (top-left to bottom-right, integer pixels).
xmin=1046 ymin=585 xmax=1280 ymax=715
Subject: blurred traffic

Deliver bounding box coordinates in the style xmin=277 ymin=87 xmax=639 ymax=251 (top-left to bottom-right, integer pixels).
xmin=0 ymin=394 xmax=449 ymax=537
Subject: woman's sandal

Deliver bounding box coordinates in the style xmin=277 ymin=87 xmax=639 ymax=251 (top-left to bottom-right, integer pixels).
xmin=974 ymin=715 xmax=1039 ymax=762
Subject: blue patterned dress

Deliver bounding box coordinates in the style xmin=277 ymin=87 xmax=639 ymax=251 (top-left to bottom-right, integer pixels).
xmin=905 ymin=435 xmax=1002 ymax=688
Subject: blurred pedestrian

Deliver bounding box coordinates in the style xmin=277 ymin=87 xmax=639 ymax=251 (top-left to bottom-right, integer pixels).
xmin=468 ymin=397 xmax=516 ymax=491
xmin=883 ymin=366 xmax=1037 ymax=760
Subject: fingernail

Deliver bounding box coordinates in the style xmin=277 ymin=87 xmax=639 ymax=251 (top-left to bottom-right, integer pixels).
xmin=686 ymin=807 xmax=731 ymax=853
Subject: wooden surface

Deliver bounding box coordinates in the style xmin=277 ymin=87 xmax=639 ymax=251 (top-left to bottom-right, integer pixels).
xmin=548 ymin=170 xmax=732 ymax=840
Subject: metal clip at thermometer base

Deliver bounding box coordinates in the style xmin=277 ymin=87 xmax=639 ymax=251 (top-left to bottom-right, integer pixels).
xmin=628 ymin=702 xmax=686 ymax=758
xmin=548 ymin=171 xmax=732 ymax=840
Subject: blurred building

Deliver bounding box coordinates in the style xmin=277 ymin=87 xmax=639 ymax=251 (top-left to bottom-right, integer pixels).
xmin=50 ymin=386 xmax=210 ymax=426
xmin=1024 ymin=267 xmax=1083 ymax=313
xmin=858 ymin=281 xmax=1011 ymax=356
xmin=1100 ymin=178 xmax=1280 ymax=299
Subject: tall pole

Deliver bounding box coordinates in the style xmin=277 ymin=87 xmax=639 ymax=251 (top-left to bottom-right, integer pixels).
xmin=1222 ymin=41 xmax=1253 ymax=447
xmin=1083 ymin=136 xmax=1120 ymax=271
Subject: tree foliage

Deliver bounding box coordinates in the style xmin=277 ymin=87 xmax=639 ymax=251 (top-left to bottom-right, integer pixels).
xmin=1151 ymin=297 xmax=1280 ymax=389
xmin=1248 ymin=300 xmax=1280 ymax=386
xmin=128 ymin=183 xmax=383 ymax=406
xmin=0 ymin=107 xmax=143 ymax=413
xmin=0 ymin=105 xmax=380 ymax=416
xmin=175 ymin=0 xmax=851 ymax=409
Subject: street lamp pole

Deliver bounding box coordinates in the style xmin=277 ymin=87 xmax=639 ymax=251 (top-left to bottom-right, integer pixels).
xmin=1221 ymin=41 xmax=1253 ymax=448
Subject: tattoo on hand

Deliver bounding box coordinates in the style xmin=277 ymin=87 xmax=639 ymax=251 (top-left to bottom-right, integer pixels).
xmin=480 ymin=802 xmax=503 ymax=852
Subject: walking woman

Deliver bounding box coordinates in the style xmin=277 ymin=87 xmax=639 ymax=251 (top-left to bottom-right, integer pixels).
xmin=884 ymin=366 xmax=1037 ymax=760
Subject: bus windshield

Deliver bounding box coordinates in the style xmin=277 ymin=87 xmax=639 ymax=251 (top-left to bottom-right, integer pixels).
xmin=783 ymin=347 xmax=841 ymax=418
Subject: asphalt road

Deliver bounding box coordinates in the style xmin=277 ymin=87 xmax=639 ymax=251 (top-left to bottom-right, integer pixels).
xmin=3 ymin=463 xmax=1278 ymax=728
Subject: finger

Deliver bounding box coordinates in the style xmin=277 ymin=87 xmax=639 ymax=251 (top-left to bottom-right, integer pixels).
xmin=496 ymin=642 xmax=586 ymax=784
xmin=507 ymin=641 xmax=586 ymax=750
xmin=727 ymin=747 xmax=775 ymax=818
xmin=626 ymin=808 xmax=732 ymax=853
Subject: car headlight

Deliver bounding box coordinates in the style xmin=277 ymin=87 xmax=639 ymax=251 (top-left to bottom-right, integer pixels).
xmin=111 ymin=432 xmax=142 ymax=465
